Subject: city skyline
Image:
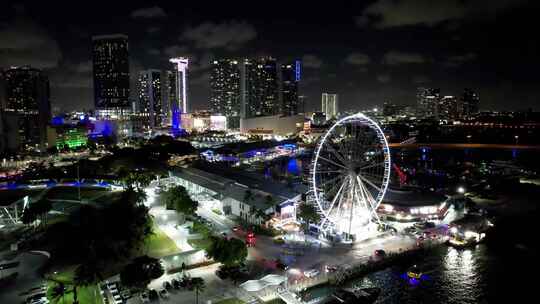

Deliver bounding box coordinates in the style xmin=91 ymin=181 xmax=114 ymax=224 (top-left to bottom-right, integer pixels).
xmin=0 ymin=1 xmax=538 ymax=113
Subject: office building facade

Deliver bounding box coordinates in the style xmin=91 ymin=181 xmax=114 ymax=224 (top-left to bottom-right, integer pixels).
xmin=92 ymin=34 xmax=130 ymax=116
xmin=210 ymin=59 xmax=241 ymax=128
xmin=241 ymin=57 xmax=279 ymax=118
xmin=280 ymin=61 xmax=301 ymax=116
xmin=0 ymin=66 xmax=51 ymax=150
xmin=438 ymin=95 xmax=459 ymax=120
xmin=169 ymin=57 xmax=189 ymax=114
xmin=137 ymin=69 xmax=162 ymax=128
xmin=321 ymin=93 xmax=338 ymax=119
xmin=460 ymin=88 xmax=480 ymax=118
xmin=416 ymin=87 xmax=440 ymax=118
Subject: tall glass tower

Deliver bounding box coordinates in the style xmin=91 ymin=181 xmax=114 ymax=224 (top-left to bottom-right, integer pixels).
xmin=92 ymin=34 xmax=130 ymax=117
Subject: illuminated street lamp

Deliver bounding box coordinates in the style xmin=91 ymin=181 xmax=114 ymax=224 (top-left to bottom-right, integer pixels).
xmin=457 ymin=186 xmax=465 ymax=194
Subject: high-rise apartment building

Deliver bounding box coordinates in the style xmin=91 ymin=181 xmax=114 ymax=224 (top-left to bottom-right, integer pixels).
xmin=240 ymin=57 xmax=279 ymax=118
xmin=438 ymin=95 xmax=459 ymax=120
xmin=416 ymin=87 xmax=440 ymax=118
xmin=137 ymin=70 xmax=162 ymax=128
xmin=0 ymin=66 xmax=51 ymax=150
xmin=169 ymin=57 xmax=189 ymax=114
xmin=321 ymin=93 xmax=338 ymax=119
xmin=92 ymin=34 xmax=130 ymax=116
xmin=460 ymin=88 xmax=480 ymax=118
xmin=280 ymin=60 xmax=301 ymax=116
xmin=210 ymin=59 xmax=241 ymax=125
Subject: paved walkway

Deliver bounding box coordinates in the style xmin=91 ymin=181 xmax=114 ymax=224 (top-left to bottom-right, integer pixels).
xmin=145 ymin=187 xmax=193 ymax=251
xmin=0 ymin=251 xmax=49 ymax=304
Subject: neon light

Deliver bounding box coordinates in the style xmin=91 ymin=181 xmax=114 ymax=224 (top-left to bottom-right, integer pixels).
xmin=170 ymin=57 xmax=189 ymax=113
xmin=295 ymin=60 xmax=301 ymax=81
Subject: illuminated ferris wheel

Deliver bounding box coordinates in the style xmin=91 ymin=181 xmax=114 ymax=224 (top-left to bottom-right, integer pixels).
xmin=312 ymin=113 xmax=391 ymax=241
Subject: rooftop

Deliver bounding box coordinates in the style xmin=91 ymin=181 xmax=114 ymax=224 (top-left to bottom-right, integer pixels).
xmin=382 ymin=188 xmax=448 ymax=207
xmin=172 ymin=166 xmax=305 ymax=210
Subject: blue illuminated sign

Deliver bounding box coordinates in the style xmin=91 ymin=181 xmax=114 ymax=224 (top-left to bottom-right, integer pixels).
xmin=295 ymin=60 xmax=301 ymax=81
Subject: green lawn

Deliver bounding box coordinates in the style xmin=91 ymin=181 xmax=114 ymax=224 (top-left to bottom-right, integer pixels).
xmin=191 ymin=221 xmax=212 ymax=236
xmin=187 ymin=238 xmax=213 ymax=251
xmin=214 ymin=298 xmax=246 ymax=304
xmin=47 ymin=267 xmax=101 ymax=304
xmin=143 ymin=224 xmax=180 ymax=258
xmin=44 ymin=186 xmax=109 ymax=201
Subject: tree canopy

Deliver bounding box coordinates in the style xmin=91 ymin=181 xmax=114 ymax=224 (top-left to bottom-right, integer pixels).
xmin=298 ymin=203 xmax=321 ymax=224
xmin=21 ymin=199 xmax=52 ymax=225
xmin=42 ymin=188 xmax=153 ymax=264
xmin=120 ymin=255 xmax=164 ymax=289
xmin=206 ymin=236 xmax=247 ymax=267
xmin=164 ymin=185 xmax=198 ymax=216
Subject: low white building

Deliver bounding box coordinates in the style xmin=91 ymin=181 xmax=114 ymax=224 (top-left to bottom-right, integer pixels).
xmin=240 ymin=114 xmax=304 ymax=137
xmin=169 ymin=168 xmax=303 ymax=227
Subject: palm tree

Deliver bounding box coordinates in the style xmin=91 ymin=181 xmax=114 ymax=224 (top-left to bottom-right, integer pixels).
xmin=74 ymin=258 xmax=102 ymax=304
xmin=254 ymin=209 xmax=268 ymax=225
xmin=50 ymin=282 xmax=67 ymax=303
xmin=190 ymin=277 xmax=205 ymax=304
xmin=243 ymin=190 xmax=253 ymax=202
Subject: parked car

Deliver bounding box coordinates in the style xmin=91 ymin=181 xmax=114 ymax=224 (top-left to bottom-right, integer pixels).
xmin=148 ymin=289 xmax=159 ymax=301
xmin=159 ymin=288 xmax=169 ymax=299
xmin=163 ymin=281 xmax=173 ymax=290
xmin=303 ymin=269 xmax=320 ymax=278
xmin=26 ymin=292 xmax=47 ymax=303
xmin=325 ymin=265 xmax=338 ymax=272
xmin=374 ymin=249 xmax=386 ymax=257
xmin=139 ymin=292 xmax=150 ymax=303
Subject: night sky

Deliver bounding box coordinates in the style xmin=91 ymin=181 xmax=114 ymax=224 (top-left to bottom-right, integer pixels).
xmin=0 ymin=0 xmax=538 ymax=112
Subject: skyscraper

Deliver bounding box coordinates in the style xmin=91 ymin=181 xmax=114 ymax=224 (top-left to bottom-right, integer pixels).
xmin=137 ymin=70 xmax=162 ymax=128
xmin=240 ymin=57 xmax=279 ymax=118
xmin=169 ymin=57 xmax=189 ymax=114
xmin=92 ymin=34 xmax=130 ymax=116
xmin=460 ymin=88 xmax=480 ymax=118
xmin=162 ymin=70 xmax=177 ymax=125
xmin=321 ymin=93 xmax=338 ymax=119
xmin=280 ymin=60 xmax=301 ymax=116
xmin=416 ymin=87 xmax=440 ymax=118
xmin=210 ymin=59 xmax=241 ymax=125
xmin=0 ymin=66 xmax=50 ymax=149
xmin=438 ymin=95 xmax=459 ymax=120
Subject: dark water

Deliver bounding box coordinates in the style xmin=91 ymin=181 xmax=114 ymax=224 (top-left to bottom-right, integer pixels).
xmin=348 ymin=243 xmax=537 ymax=304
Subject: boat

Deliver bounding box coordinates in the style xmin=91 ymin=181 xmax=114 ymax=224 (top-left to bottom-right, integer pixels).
xmin=407 ymin=265 xmax=423 ymax=279
xmin=332 ymin=287 xmax=380 ymax=304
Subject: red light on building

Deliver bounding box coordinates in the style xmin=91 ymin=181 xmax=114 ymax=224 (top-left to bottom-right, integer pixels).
xmin=246 ymin=232 xmax=256 ymax=247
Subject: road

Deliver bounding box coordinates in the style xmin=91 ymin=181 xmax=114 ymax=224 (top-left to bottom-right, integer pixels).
xmin=389 ymin=142 xmax=540 ymax=150
xmin=0 ymin=251 xmax=49 ymax=304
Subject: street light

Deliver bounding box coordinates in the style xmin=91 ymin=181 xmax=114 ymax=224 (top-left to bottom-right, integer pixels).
xmin=457 ymin=186 xmax=465 ymax=194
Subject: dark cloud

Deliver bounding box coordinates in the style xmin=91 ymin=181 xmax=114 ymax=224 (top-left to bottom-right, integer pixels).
xmin=383 ymin=50 xmax=426 ymax=65
xmin=357 ymin=0 xmax=527 ymax=28
xmin=345 ymin=53 xmax=371 ymax=65
xmin=163 ymin=45 xmax=190 ymax=58
xmin=147 ymin=48 xmax=161 ymax=56
xmin=181 ymin=21 xmax=257 ymax=50
xmin=0 ymin=17 xmax=62 ymax=69
xmin=130 ymin=6 xmax=167 ymax=19
xmin=412 ymin=75 xmax=431 ymax=84
xmin=302 ymin=55 xmax=323 ymax=69
xmin=376 ymin=74 xmax=391 ymax=83
xmin=444 ymin=52 xmax=477 ymax=68
xmin=49 ymin=61 xmax=92 ymax=88
xmin=146 ymin=27 xmax=161 ymax=34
